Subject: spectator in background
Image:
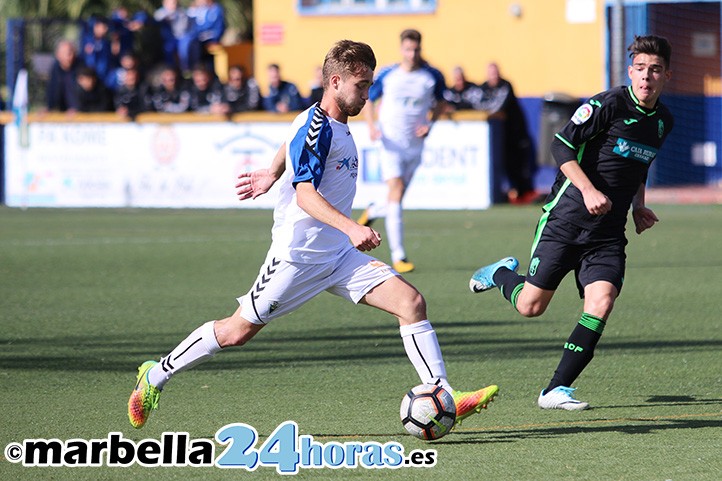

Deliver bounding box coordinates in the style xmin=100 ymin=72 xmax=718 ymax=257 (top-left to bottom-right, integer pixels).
xmin=443 ymin=66 xmax=482 ymax=112
xmin=306 ymin=65 xmax=324 ymax=107
xmin=76 ymin=67 xmax=113 ymax=112
xmin=110 ymin=7 xmax=148 ymax=57
xmin=106 ymin=52 xmax=142 ymax=92
xmin=187 ymin=0 xmax=226 ymax=74
xmin=154 ymin=0 xmax=193 ymax=72
xmin=223 ymin=65 xmax=261 ymax=113
xmin=80 ymin=16 xmax=117 ymax=91
xmin=188 ymin=64 xmax=226 ymax=114
xmin=46 ymin=39 xmax=83 ymax=112
xmin=147 ymin=66 xmax=190 ymax=113
xmin=114 ymin=67 xmax=147 ymax=119
xmin=478 ymin=62 xmax=536 ymax=204
xmin=114 ymin=7 xmax=165 ymax=74
xmin=262 ymin=63 xmax=304 ymax=113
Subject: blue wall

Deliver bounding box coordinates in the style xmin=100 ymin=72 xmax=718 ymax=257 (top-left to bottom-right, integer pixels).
xmin=653 ymin=95 xmax=722 ymax=186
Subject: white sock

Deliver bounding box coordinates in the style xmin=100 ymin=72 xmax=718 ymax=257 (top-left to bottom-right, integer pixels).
xmin=148 ymin=321 xmax=221 ymax=390
xmin=367 ymin=202 xmax=386 ymax=219
xmin=385 ymin=201 xmax=405 ymax=263
xmin=399 ymin=320 xmax=451 ymax=392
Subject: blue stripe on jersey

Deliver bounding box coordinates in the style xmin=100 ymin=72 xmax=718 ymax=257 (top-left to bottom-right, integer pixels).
xmin=289 ymin=106 xmax=333 ymax=189
xmin=368 ymin=64 xmax=397 ymax=102
xmin=368 ymin=62 xmax=446 ymax=102
xmin=421 ymin=63 xmax=446 ymax=101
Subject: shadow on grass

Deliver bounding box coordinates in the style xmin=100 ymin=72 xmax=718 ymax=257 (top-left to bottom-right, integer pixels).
xmin=226 ymin=402 xmax=722 ymax=443
xmin=594 ymin=395 xmax=722 ymax=410
xmin=1 ymin=319 xmax=721 ymax=372
xmin=446 ymin=415 xmax=722 ymax=445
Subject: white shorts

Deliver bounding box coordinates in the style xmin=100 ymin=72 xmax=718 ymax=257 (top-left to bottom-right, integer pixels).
xmin=379 ymin=137 xmax=423 ymax=184
xmin=237 ymin=248 xmax=398 ymax=325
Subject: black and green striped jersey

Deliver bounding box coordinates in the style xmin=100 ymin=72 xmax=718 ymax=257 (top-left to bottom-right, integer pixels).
xmin=546 ymin=85 xmax=674 ymax=237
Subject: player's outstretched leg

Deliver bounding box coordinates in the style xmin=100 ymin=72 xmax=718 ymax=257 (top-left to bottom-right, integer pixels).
xmin=356 ymin=203 xmax=376 ymax=227
xmin=451 ymin=385 xmax=499 ymax=426
xmin=469 ymin=257 xmax=519 ymax=293
xmin=128 ymin=360 xmax=162 ymax=428
xmin=537 ymin=386 xmax=589 ymax=410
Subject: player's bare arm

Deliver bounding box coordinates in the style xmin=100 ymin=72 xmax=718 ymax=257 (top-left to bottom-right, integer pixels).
xmin=416 ymin=99 xmax=446 ymax=138
xmin=559 ymin=159 xmax=612 ymax=215
xmin=236 ymin=143 xmax=287 ymax=200
xmin=631 ymin=182 xmax=659 ymax=234
xmin=295 ymin=181 xmax=382 ymax=252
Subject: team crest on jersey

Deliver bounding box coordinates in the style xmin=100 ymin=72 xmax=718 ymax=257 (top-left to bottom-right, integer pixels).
xmin=529 ymin=257 xmax=540 ymax=276
xmin=571 ymin=104 xmax=594 ymax=125
xmin=658 ymin=119 xmax=665 ymax=138
xmin=268 ymin=301 xmax=279 ymax=314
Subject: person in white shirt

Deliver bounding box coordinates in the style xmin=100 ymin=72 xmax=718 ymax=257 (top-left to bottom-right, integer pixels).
xmin=128 ymin=39 xmax=497 ymax=431
xmin=358 ymin=29 xmax=447 ymax=273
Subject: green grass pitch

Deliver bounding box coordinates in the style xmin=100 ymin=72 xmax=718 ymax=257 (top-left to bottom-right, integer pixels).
xmin=1 ymin=205 xmax=720 ymax=480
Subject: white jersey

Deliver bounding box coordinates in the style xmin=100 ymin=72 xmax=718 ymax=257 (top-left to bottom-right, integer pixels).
xmin=370 ymin=62 xmax=445 ymax=151
xmin=269 ymin=105 xmax=359 ymax=264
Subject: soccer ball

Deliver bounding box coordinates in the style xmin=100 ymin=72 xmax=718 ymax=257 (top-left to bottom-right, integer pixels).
xmin=400 ymin=384 xmax=456 ymax=440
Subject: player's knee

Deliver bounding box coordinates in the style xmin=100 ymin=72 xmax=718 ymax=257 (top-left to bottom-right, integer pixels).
xmin=515 ymin=299 xmax=547 ymax=318
xmin=398 ymin=290 xmax=427 ymax=321
xmin=584 ymin=295 xmax=615 ymax=319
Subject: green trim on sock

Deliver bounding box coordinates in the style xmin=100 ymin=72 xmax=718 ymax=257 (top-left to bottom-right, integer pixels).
xmin=579 ymin=312 xmax=606 ymax=334
xmin=510 ymin=283 xmax=524 ymax=310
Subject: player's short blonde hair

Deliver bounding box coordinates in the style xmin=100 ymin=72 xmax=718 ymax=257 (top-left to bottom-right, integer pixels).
xmin=322 ymin=40 xmax=376 ymax=89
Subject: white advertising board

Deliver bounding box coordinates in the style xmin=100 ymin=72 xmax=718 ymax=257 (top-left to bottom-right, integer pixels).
xmin=4 ymin=119 xmax=490 ymax=209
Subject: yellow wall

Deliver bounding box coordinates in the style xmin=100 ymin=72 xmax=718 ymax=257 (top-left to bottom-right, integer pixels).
xmin=252 ymin=0 xmax=607 ymax=99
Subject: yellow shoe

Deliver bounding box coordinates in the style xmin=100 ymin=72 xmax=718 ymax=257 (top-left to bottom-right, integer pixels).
xmin=393 ymin=258 xmax=415 ymax=273
xmin=452 ymin=385 xmax=498 ymax=425
xmin=128 ymin=360 xmax=162 ymax=429
xmin=357 ymin=205 xmax=375 ymax=227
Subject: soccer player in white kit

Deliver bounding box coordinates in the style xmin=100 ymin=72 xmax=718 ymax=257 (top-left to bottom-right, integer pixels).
xmin=358 ymin=29 xmax=447 ymax=273
xmin=128 ymin=40 xmax=496 ymax=430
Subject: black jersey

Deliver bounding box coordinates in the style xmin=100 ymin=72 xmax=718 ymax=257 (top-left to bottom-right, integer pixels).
xmin=545 ymin=85 xmax=674 ymax=237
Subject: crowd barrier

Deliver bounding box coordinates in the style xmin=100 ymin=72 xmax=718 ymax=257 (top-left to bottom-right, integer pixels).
xmin=0 ymin=110 xmax=498 ymax=209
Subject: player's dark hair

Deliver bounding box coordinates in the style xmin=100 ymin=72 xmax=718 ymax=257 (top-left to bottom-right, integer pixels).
xmin=628 ymin=35 xmax=672 ymax=68
xmin=400 ymin=28 xmax=422 ymax=44
xmin=322 ymin=40 xmax=376 ymax=88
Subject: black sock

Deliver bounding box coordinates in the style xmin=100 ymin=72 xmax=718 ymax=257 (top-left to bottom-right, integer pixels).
xmin=545 ymin=313 xmax=605 ymax=394
xmin=493 ymin=267 xmax=525 ymax=306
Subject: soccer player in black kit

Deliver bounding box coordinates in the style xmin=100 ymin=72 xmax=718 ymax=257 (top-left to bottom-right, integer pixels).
xmin=469 ymin=35 xmax=674 ymax=410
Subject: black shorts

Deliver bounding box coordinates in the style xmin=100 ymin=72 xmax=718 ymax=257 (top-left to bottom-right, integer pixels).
xmin=526 ymin=218 xmax=627 ymax=298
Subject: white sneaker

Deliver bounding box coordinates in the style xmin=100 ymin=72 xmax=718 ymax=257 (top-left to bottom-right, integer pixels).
xmin=537 ymin=386 xmax=590 ymax=410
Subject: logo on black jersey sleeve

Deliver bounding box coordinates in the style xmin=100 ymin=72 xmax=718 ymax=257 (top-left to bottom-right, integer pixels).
xmin=571 ymin=104 xmax=594 ymax=125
